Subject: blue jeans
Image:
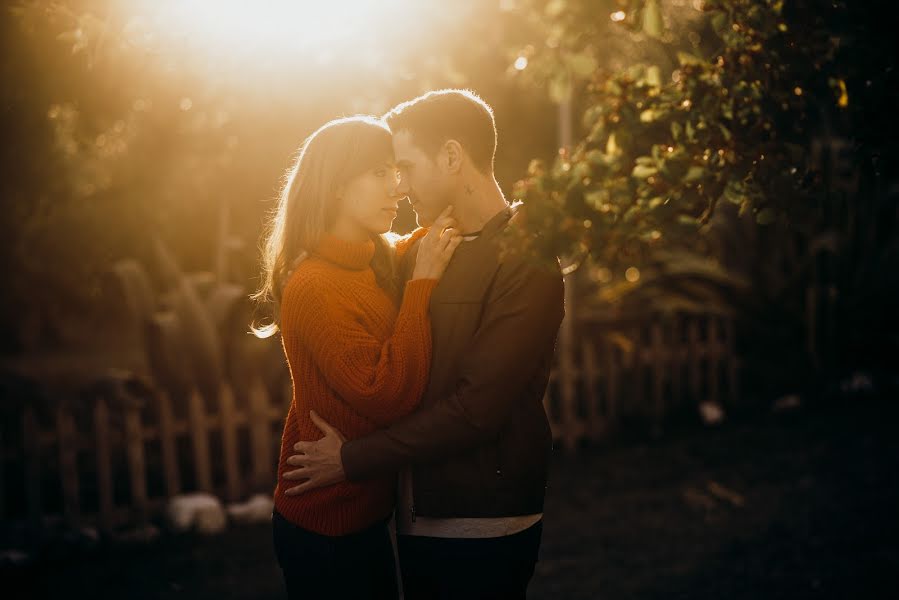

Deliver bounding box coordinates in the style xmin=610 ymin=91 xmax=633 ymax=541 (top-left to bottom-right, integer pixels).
xmin=396 ymin=520 xmax=543 ymax=599
xmin=271 ymin=508 xmax=399 ymax=599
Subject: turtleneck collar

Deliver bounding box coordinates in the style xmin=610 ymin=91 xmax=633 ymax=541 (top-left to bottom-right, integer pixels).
xmin=312 ymin=233 xmax=375 ymax=271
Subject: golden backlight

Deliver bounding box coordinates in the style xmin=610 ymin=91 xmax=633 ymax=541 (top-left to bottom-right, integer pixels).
xmin=136 ymin=0 xmax=423 ymax=65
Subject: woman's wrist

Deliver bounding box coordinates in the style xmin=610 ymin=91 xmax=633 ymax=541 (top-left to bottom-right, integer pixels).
xmin=402 ymin=278 xmax=438 ymax=304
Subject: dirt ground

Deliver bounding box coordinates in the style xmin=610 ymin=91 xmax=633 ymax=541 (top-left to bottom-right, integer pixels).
xmin=9 ymin=397 xmax=899 ymax=599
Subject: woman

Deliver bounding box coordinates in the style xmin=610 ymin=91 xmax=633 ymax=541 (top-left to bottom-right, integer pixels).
xmin=252 ymin=115 xmax=461 ymax=599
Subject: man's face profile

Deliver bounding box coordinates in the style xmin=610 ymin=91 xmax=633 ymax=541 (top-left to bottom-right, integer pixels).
xmin=391 ymin=129 xmax=450 ymax=228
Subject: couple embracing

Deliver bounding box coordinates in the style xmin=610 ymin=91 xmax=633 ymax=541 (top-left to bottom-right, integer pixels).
xmin=253 ymin=89 xmax=565 ymax=599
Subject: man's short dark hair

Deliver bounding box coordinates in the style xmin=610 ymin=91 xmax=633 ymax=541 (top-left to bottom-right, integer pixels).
xmin=383 ymin=89 xmax=497 ymax=174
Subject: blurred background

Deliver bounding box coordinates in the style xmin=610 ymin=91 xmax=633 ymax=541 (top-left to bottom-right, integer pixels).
xmin=1 ymin=0 xmax=897 ymax=598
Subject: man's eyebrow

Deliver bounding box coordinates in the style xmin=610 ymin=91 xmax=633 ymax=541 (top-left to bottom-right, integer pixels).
xmin=395 ymin=159 xmax=414 ymax=167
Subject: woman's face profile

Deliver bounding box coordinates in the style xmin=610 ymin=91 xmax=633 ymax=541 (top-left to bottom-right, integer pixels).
xmin=337 ymin=158 xmax=403 ymax=235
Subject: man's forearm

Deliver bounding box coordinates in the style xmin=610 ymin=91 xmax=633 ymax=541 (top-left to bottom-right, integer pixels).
xmin=341 ymin=393 xmax=492 ymax=481
xmin=341 ymin=258 xmax=564 ymax=482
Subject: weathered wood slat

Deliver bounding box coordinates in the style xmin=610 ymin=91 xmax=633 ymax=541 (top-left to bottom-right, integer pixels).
xmin=124 ymin=405 xmax=148 ymax=526
xmin=56 ymin=404 xmax=80 ymax=527
xmin=218 ymin=383 xmax=242 ymax=502
xmin=688 ymin=318 xmax=702 ymax=402
xmin=725 ymin=318 xmax=740 ymax=406
xmin=23 ymin=405 xmax=41 ymax=532
xmin=187 ymin=388 xmax=213 ymax=492
xmin=708 ymin=318 xmax=721 ymax=405
xmin=156 ymin=390 xmax=181 ymax=497
xmin=249 ymin=377 xmax=274 ymax=490
xmin=650 ymin=322 xmax=666 ymax=429
xmin=93 ymin=397 xmax=114 ymax=534
xmin=5 ymin=311 xmax=740 ymax=534
xmin=580 ymin=340 xmax=603 ymax=441
xmin=605 ymin=344 xmax=619 ymax=425
xmin=558 ymin=272 xmax=578 ymax=453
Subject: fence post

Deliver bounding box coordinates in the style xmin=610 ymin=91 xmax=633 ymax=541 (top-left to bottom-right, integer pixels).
xmin=93 ymin=397 xmax=114 ymax=535
xmin=708 ymin=317 xmax=721 ymax=406
xmin=605 ymin=343 xmax=620 ymax=428
xmin=581 ymin=339 xmax=603 ymax=441
xmin=218 ymin=382 xmax=242 ymax=502
xmin=650 ymin=322 xmax=666 ymax=434
xmin=56 ymin=402 xmax=80 ymax=528
xmin=156 ymin=390 xmax=181 ymax=497
xmin=688 ymin=318 xmax=702 ymax=403
xmin=23 ymin=405 xmax=42 ymax=534
xmin=123 ymin=403 xmax=149 ymax=527
xmin=724 ymin=318 xmax=740 ymax=406
xmin=248 ymin=377 xmax=274 ymax=491
xmin=558 ymin=267 xmax=579 ymax=452
xmin=671 ymin=316 xmax=684 ymax=407
xmin=630 ymin=326 xmax=644 ymax=416
xmin=188 ymin=388 xmax=213 ymax=492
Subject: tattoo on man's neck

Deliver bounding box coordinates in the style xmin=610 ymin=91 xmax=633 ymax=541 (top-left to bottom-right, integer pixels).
xmin=465 ymin=184 xmax=474 ymax=196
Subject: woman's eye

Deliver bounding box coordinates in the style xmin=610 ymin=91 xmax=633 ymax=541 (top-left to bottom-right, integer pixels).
xmin=374 ymin=168 xmax=387 ymax=177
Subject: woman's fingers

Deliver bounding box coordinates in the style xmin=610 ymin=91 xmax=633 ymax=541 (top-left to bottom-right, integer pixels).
xmin=434 ymin=220 xmax=457 ymax=237
xmin=439 ymin=231 xmax=463 ymax=256
xmin=436 ymin=205 xmax=454 ymax=220
xmin=431 ymin=205 xmax=455 ymax=231
xmin=438 ymin=225 xmax=457 ymax=241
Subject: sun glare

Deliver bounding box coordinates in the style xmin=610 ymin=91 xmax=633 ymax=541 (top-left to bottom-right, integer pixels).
xmin=140 ymin=0 xmax=413 ymax=62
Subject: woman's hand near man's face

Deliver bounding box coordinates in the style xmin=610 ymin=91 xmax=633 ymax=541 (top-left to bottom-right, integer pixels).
xmin=411 ymin=205 xmax=462 ymax=281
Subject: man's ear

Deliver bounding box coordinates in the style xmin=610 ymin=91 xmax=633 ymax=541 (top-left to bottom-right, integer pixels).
xmin=442 ymin=139 xmax=464 ymax=174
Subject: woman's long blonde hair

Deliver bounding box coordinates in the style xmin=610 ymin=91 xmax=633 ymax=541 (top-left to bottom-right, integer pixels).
xmin=251 ymin=115 xmax=399 ymax=338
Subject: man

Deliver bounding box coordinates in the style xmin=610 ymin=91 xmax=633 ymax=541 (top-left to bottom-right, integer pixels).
xmin=283 ymin=89 xmax=565 ymax=598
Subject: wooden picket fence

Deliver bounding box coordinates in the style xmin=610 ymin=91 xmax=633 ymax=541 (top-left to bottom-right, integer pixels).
xmin=0 ymin=376 xmax=289 ymax=536
xmin=543 ymin=311 xmax=740 ymax=452
xmin=0 ymin=313 xmax=738 ymax=535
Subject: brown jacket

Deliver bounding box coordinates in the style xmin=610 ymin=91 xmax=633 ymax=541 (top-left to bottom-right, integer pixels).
xmin=340 ymin=205 xmax=565 ymax=518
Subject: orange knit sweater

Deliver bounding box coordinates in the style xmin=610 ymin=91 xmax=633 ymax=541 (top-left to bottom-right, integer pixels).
xmin=273 ymin=230 xmax=434 ymax=536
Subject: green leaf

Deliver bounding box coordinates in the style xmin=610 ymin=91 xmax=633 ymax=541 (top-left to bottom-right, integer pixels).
xmin=677 ymin=51 xmax=704 ymax=66
xmin=586 ymin=149 xmax=606 ymax=165
xmin=632 ymin=164 xmax=658 ymax=178
xmin=623 ymin=205 xmax=640 ymax=222
xmin=645 ymin=65 xmax=662 ymax=87
xmin=571 ymin=161 xmax=591 ymax=180
xmin=606 ymin=133 xmax=621 ymax=157
xmin=722 ymin=180 xmax=747 ymax=204
xmin=756 ymin=207 xmax=777 ymax=225
xmin=643 ymin=0 xmax=664 ymax=39
xmin=640 ymin=109 xmax=663 ymax=123
xmin=683 ymin=166 xmax=705 ymax=183
xmin=710 ymin=11 xmax=728 ymax=34
xmin=585 ymin=191 xmax=606 ymax=209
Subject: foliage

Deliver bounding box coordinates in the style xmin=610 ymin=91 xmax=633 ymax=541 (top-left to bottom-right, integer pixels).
xmin=509 ymin=0 xmax=899 ymax=385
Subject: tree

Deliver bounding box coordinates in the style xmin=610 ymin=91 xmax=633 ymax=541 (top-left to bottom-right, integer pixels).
xmin=509 ymin=0 xmax=899 ymax=390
